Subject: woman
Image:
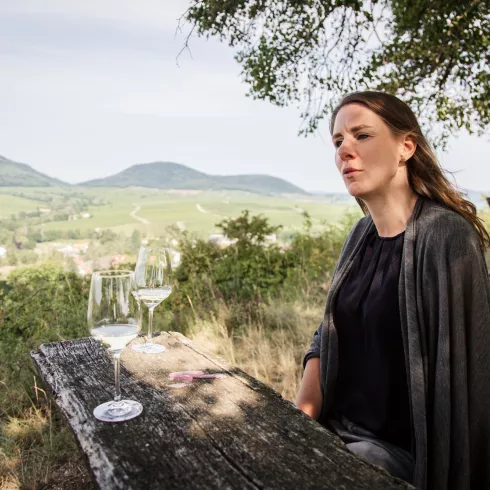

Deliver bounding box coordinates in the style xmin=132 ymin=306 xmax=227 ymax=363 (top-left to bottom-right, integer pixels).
xmin=296 ymin=91 xmax=490 ymax=490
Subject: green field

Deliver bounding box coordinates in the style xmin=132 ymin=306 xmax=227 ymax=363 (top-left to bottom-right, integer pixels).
xmin=0 ymin=194 xmax=48 ymax=215
xmin=0 ymin=187 xmax=358 ymax=238
xmin=0 ymin=186 xmax=85 ymax=217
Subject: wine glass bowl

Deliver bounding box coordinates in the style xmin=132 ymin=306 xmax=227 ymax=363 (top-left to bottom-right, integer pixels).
xmin=132 ymin=246 xmax=172 ymax=354
xmin=88 ymin=270 xmax=143 ymax=422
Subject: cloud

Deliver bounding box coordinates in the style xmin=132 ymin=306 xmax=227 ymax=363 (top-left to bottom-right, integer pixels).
xmin=0 ymin=0 xmax=186 ymax=31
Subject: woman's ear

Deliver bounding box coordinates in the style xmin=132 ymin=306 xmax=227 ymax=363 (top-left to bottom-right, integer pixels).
xmin=400 ymin=136 xmax=416 ymax=162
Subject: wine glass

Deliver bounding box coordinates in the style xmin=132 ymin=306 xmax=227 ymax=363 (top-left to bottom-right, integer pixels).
xmin=88 ymin=270 xmax=143 ymax=422
xmin=132 ymin=246 xmax=172 ymax=354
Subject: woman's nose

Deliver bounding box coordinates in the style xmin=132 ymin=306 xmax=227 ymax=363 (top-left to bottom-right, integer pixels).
xmin=338 ymin=141 xmax=355 ymax=161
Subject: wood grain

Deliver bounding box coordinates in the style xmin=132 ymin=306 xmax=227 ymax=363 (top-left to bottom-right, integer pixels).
xmin=31 ymin=333 xmax=415 ymax=489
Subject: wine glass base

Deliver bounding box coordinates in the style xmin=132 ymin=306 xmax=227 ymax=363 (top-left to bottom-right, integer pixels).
xmin=93 ymin=400 xmax=143 ymax=422
xmin=131 ymin=342 xmax=166 ymax=354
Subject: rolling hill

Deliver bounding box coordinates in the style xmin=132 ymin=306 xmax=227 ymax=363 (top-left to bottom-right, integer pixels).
xmin=78 ymin=162 xmax=308 ymax=195
xmin=0 ymin=156 xmax=68 ymax=187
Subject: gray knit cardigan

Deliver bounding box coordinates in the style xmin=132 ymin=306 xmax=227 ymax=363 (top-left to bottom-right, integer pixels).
xmin=305 ymin=197 xmax=490 ymax=489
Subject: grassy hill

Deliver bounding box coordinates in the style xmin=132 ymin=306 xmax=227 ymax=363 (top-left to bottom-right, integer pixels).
xmin=0 ymin=186 xmax=356 ymax=239
xmin=0 ymin=156 xmax=68 ymax=187
xmin=212 ymin=174 xmax=307 ymax=195
xmin=38 ymin=187 xmax=355 ymax=237
xmin=0 ymin=157 xmax=308 ymax=196
xmin=78 ymin=162 xmax=308 ymax=195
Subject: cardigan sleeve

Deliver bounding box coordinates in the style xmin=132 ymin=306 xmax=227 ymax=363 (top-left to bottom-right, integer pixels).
xmin=302 ymin=322 xmax=322 ymax=369
xmin=420 ymin=213 xmax=490 ymax=490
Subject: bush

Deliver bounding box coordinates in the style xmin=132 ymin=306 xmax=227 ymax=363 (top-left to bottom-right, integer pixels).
xmin=19 ymin=250 xmax=38 ymax=265
xmin=169 ymin=209 xmax=359 ymax=335
xmin=0 ymin=265 xmax=92 ymax=487
xmin=283 ymin=210 xmax=361 ymax=301
xmin=170 ymin=212 xmax=289 ymax=331
xmin=0 ymin=263 xmax=89 ymax=415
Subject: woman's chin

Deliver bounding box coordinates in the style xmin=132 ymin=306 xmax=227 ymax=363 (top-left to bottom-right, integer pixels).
xmin=345 ymin=182 xmax=366 ymax=198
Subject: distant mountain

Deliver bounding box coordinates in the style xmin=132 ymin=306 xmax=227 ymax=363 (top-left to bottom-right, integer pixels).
xmin=464 ymin=189 xmax=489 ymax=210
xmin=308 ymin=191 xmax=356 ymax=204
xmin=310 ymin=189 xmax=490 ymax=209
xmin=78 ymin=162 xmax=308 ymax=195
xmin=0 ymin=156 xmax=68 ymax=187
xmin=212 ymin=174 xmax=307 ymax=195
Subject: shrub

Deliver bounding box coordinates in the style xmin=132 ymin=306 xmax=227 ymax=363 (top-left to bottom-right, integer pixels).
xmin=0 ymin=263 xmax=89 ymax=415
xmin=169 ymin=209 xmax=359 ymax=334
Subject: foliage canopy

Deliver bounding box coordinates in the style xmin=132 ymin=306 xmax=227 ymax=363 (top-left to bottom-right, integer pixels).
xmin=184 ymin=0 xmax=490 ymax=147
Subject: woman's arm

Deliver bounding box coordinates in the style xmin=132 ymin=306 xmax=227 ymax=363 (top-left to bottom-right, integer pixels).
xmin=296 ymin=357 xmax=322 ymax=420
xmin=419 ymin=215 xmax=490 ymax=488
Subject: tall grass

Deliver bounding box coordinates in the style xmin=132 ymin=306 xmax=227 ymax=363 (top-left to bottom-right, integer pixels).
xmin=188 ymin=301 xmax=323 ymax=402
xmin=0 ymin=406 xmax=92 ymax=487
xmin=0 ymin=404 xmax=92 ymax=489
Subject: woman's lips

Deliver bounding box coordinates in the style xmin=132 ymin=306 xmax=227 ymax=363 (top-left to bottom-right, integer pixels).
xmin=343 ymin=168 xmax=361 ymax=177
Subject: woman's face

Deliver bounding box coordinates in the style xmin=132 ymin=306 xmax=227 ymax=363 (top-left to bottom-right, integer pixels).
xmin=332 ymin=103 xmax=413 ymax=200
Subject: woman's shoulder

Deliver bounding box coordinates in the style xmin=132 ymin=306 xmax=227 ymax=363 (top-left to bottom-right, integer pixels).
xmin=335 ymin=215 xmax=373 ymax=264
xmin=346 ymin=215 xmax=373 ymax=242
xmin=416 ymin=198 xmax=481 ymax=253
xmin=418 ymin=199 xmax=475 ymax=232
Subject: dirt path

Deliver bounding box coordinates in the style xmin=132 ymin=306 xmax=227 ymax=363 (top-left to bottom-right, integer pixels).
xmin=196 ymin=203 xmax=223 ymax=219
xmin=130 ymin=205 xmax=150 ymax=225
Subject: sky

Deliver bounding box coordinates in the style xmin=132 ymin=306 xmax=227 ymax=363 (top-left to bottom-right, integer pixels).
xmin=1 ymin=0 xmax=489 ymax=193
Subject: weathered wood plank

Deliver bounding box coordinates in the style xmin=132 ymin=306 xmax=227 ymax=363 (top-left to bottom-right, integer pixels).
xmin=31 ymin=334 xmax=415 ymax=490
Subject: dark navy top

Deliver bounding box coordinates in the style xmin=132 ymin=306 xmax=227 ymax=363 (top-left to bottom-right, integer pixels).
xmin=333 ymin=228 xmax=411 ymax=451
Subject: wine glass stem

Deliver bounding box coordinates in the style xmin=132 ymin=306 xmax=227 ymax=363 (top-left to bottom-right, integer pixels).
xmin=138 ymin=302 xmax=143 ymax=331
xmin=147 ymin=307 xmax=154 ymax=342
xmin=113 ymin=353 xmax=121 ymax=402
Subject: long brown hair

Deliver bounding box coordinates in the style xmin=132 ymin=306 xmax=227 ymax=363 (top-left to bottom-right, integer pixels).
xmin=329 ymin=91 xmax=490 ymax=249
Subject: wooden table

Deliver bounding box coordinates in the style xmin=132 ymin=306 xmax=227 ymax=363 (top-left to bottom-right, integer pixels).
xmin=31 ymin=332 xmax=415 ymax=489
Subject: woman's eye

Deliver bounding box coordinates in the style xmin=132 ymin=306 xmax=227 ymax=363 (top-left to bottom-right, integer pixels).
xmin=334 ymin=140 xmax=343 ymax=148
xmin=357 ymin=133 xmax=369 ymax=140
